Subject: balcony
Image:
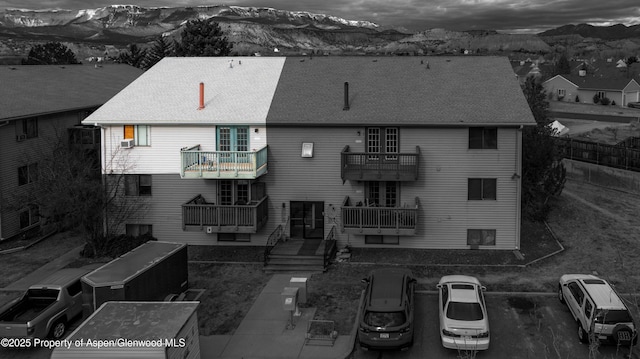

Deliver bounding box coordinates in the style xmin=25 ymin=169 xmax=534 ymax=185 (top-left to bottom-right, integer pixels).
xmin=182 ymin=194 xmax=269 ymax=233
xmin=341 ymin=146 xmax=420 ymax=182
xmin=341 ymin=196 xmax=419 ymax=236
xmin=180 ymin=145 xmax=268 ymax=179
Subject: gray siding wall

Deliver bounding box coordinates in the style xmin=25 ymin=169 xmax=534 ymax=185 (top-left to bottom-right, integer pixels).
xmin=0 ymin=112 xmax=83 ymax=240
xmin=262 ymin=126 xmax=521 ymax=250
xmin=130 ymin=126 xmax=522 ymax=250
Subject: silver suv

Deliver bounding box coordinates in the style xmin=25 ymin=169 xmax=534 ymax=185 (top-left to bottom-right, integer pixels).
xmin=558 ymin=274 xmax=637 ymax=346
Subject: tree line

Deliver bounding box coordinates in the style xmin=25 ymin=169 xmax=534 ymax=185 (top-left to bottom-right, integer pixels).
xmin=21 ymin=18 xmax=232 ymax=68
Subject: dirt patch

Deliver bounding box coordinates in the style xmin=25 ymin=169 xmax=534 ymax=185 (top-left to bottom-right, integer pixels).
xmin=570 ymin=121 xmax=640 ymax=144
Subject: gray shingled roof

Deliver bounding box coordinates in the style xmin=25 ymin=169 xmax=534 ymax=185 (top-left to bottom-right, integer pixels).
xmin=266 ymin=56 xmax=536 ymax=127
xmin=0 ymin=64 xmax=143 ymax=120
xmin=563 ymin=74 xmax=638 ymax=91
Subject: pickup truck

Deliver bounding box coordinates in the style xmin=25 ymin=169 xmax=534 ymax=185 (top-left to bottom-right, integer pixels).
xmin=0 ymin=268 xmax=90 ymax=339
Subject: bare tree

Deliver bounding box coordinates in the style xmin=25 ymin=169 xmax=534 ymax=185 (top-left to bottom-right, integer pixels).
xmin=7 ymin=123 xmax=148 ymax=257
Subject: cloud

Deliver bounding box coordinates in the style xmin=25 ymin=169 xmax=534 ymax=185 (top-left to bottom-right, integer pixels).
xmin=1 ymin=0 xmax=639 ymax=33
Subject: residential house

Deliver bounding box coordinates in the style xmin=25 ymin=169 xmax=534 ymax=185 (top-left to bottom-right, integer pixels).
xmin=543 ymin=61 xmax=640 ymax=106
xmin=84 ymin=56 xmax=535 ymax=255
xmin=0 ymin=64 xmax=143 ymax=241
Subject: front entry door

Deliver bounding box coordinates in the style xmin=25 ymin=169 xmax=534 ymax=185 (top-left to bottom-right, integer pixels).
xmin=290 ymin=201 xmax=324 ymax=239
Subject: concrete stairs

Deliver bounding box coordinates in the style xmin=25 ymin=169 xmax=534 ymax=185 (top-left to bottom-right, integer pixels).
xmin=264 ymin=238 xmax=327 ymax=273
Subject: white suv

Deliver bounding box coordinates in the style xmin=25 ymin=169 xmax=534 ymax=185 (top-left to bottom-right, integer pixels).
xmin=558 ymin=274 xmax=637 ymax=346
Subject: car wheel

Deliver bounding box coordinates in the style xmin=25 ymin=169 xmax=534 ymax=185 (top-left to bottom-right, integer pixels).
xmin=612 ymin=324 xmax=634 ymax=346
xmin=558 ymin=285 xmax=565 ymax=304
xmin=50 ymin=320 xmax=66 ymax=339
xmin=578 ymin=324 xmax=589 ymax=344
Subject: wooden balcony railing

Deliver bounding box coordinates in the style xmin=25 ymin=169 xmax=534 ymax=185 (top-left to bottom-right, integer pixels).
xmin=180 ymin=145 xmax=268 ymax=179
xmin=341 ymin=145 xmax=420 ymax=181
xmin=341 ymin=196 xmax=419 ymax=236
xmin=182 ymin=194 xmax=268 ymax=233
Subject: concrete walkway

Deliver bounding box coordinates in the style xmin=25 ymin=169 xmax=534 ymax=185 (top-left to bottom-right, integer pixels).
xmin=200 ymin=274 xmax=356 ymax=359
xmin=0 ymin=244 xmax=87 ymax=291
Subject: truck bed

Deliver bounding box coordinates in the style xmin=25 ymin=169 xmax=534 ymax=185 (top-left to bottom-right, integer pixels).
xmin=0 ymin=297 xmax=56 ymax=322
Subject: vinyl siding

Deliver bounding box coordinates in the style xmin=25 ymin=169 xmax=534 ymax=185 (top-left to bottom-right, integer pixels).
xmin=543 ymin=76 xmax=579 ymax=102
xmin=263 ymin=126 xmax=521 ymax=250
xmin=102 ymin=125 xmax=267 ymax=175
xmin=0 ymin=112 xmax=83 ymax=240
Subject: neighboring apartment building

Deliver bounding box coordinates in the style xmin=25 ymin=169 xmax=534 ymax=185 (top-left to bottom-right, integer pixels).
xmin=84 ymin=56 xmax=535 ymax=250
xmin=0 ymin=64 xmax=143 ymax=241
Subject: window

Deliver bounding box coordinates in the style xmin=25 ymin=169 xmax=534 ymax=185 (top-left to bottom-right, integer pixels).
xmin=596 ymin=91 xmax=606 ymax=100
xmin=217 ymin=126 xmax=249 ymax=151
xmin=15 ymin=118 xmax=38 ymax=140
xmin=568 ymin=282 xmax=585 ymax=305
xmin=124 ymin=125 xmax=150 ymax=146
xmin=19 ymin=205 xmax=39 ymax=229
xmin=584 ymin=300 xmax=593 ymax=319
xmin=218 ymin=233 xmax=251 ymax=242
xmin=366 ymin=181 xmax=399 ymax=207
xmin=468 ymin=178 xmax=497 ymax=200
xmin=18 ymin=163 xmax=38 ymax=186
xmin=125 ymin=224 xmax=152 ymax=236
xmin=557 ymin=89 xmax=566 ymax=98
xmin=219 ymin=180 xmax=255 ymax=205
xmin=365 ymin=235 xmax=399 ymax=244
xmin=67 ymin=281 xmax=82 ymax=297
xmin=367 ymin=127 xmax=399 ymax=160
xmin=469 ymin=128 xmax=497 ymax=149
xmin=125 ymin=175 xmax=152 ymax=196
xmin=467 ymin=229 xmax=496 ymax=246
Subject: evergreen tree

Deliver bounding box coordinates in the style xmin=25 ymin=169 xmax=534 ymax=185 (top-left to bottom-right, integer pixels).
xmin=116 ymin=44 xmax=147 ymax=69
xmin=141 ymin=36 xmax=175 ymax=70
xmin=22 ymin=42 xmax=80 ymax=65
xmin=174 ymin=18 xmax=232 ymax=57
xmin=521 ymin=77 xmax=566 ymax=221
xmin=554 ymin=54 xmax=571 ymax=75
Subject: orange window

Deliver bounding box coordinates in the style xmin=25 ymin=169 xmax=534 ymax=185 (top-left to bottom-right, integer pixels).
xmin=124 ymin=125 xmax=134 ymax=139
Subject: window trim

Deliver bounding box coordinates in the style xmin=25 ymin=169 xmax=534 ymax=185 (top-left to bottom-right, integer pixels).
xmin=467 ymin=229 xmax=496 ymax=246
xmin=19 ymin=205 xmax=40 ymax=230
xmin=468 ymin=178 xmax=497 ymax=200
xmin=124 ymin=125 xmax=150 ymax=146
xmin=468 ymin=127 xmax=497 ymax=149
xmin=18 ymin=163 xmax=38 ymax=186
xmin=124 ymin=174 xmax=152 ymax=196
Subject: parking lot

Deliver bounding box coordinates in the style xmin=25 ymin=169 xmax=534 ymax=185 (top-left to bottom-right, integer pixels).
xmin=353 ymin=293 xmax=638 ymax=359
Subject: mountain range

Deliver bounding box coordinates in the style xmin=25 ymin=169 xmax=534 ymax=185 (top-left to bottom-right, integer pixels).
xmin=0 ymin=5 xmax=638 ymax=61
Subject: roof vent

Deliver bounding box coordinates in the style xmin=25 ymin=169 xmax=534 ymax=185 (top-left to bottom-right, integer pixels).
xmin=198 ymin=82 xmax=205 ymax=110
xmin=343 ymin=82 xmax=350 ymax=111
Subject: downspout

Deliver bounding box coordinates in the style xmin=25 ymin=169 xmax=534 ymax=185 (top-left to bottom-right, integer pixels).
xmin=515 ymin=125 xmax=523 ymax=250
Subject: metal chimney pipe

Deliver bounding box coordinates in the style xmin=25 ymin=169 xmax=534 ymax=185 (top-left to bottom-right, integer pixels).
xmin=198 ymin=82 xmax=205 ymax=110
xmin=343 ymin=82 xmax=350 ymax=111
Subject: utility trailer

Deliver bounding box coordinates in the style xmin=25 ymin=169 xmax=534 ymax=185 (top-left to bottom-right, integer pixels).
xmin=81 ymin=241 xmax=188 ymax=315
xmin=50 ymin=301 xmax=200 ymax=359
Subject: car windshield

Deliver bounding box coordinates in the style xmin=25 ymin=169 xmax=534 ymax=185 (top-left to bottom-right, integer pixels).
xmin=595 ymin=309 xmax=633 ymax=324
xmin=446 ymin=302 xmax=484 ymax=321
xmin=364 ymin=311 xmax=406 ymax=327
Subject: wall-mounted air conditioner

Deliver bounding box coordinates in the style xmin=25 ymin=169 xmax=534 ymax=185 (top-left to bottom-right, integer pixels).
xmin=120 ymin=139 xmax=134 ymax=148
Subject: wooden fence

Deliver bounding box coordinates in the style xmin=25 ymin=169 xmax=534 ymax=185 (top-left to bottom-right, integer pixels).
xmin=555 ymin=137 xmax=640 ymax=172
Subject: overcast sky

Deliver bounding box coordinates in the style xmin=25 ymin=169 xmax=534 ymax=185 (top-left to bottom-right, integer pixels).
xmin=2 ymin=0 xmax=640 ymax=34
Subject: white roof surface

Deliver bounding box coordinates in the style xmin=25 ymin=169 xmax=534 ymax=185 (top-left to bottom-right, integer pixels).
xmin=85 ymin=57 xmax=286 ymax=125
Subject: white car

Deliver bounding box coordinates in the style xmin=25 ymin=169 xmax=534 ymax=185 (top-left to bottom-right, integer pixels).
xmin=437 ymin=275 xmax=490 ymax=351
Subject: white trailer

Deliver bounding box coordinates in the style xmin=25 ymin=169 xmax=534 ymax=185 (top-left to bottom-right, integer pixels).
xmin=50 ymin=301 xmax=200 ymax=359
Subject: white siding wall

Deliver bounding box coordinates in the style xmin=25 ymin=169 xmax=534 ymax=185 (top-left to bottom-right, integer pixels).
xmin=102 ymin=125 xmax=267 ymax=175
xmin=543 ymin=76 xmax=579 ymax=102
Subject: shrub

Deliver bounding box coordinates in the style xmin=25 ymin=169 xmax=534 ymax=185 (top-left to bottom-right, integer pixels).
xmin=611 ymin=100 xmax=616 ymax=106
xmin=600 ymin=97 xmax=611 ymax=106
xmin=593 ymin=93 xmax=600 ymax=104
xmin=575 ymin=95 xmax=580 ymax=102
